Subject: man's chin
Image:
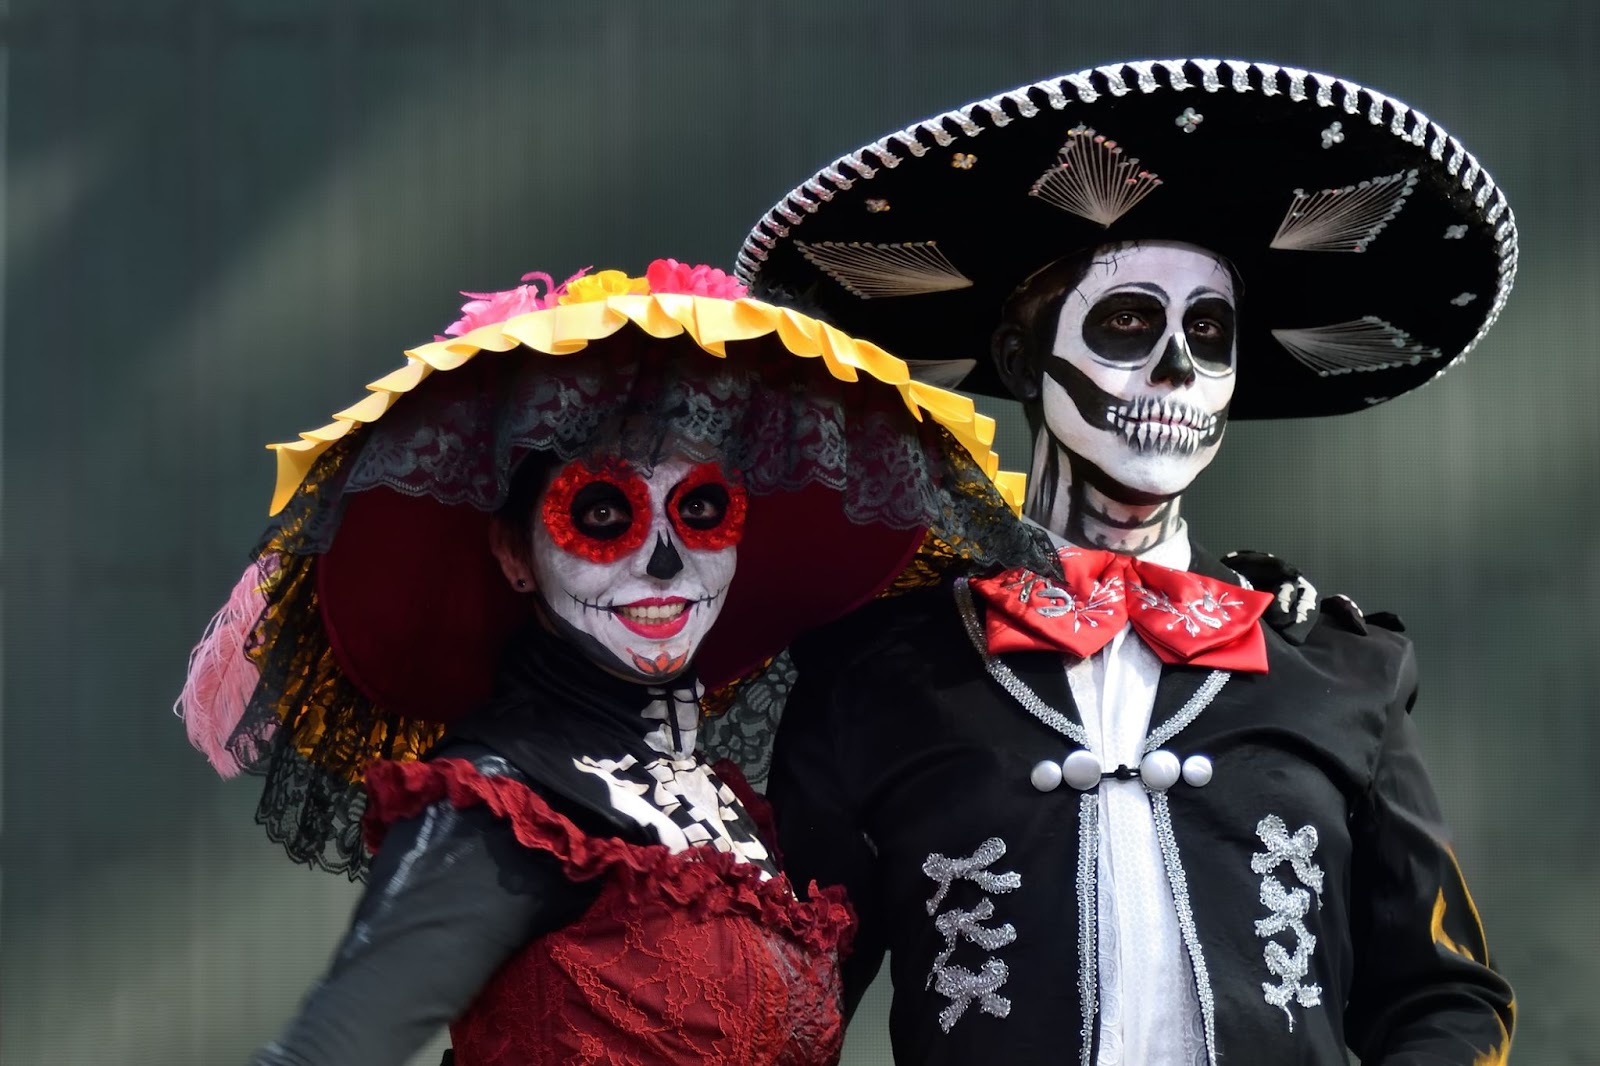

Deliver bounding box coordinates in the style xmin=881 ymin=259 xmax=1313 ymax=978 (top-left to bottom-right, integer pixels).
xmin=1089 ymin=451 xmax=1212 ymax=500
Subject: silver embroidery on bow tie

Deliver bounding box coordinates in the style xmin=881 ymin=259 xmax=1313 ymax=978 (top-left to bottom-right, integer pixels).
xmin=1251 ymin=814 xmax=1325 ymax=1029
xmin=1005 ymin=570 xmax=1125 ymax=631
xmin=922 ymin=838 xmax=1022 ymax=1032
xmin=1130 ymin=582 xmax=1246 ymax=637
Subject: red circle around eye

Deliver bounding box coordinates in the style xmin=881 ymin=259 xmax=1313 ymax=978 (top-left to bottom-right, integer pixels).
xmin=539 ymin=457 xmax=652 ymax=563
xmin=668 ymin=462 xmax=748 ymax=551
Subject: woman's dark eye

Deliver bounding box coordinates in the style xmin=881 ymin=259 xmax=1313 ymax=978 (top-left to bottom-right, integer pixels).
xmin=1105 ymin=311 xmax=1150 ymax=333
xmin=570 ymin=483 xmax=634 ymax=539
xmin=676 ymin=484 xmax=729 ymax=530
xmin=1188 ymin=319 xmax=1220 ymax=339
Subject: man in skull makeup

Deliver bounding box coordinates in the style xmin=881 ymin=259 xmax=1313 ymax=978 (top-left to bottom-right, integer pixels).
xmin=999 ymin=239 xmax=1237 ymax=551
xmin=740 ymin=61 xmax=1518 ymax=1065
xmin=174 ymin=260 xmax=1044 ymax=1065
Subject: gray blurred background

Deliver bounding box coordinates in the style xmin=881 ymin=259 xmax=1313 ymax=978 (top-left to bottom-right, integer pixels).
xmin=4 ymin=1 xmax=1595 ymax=1063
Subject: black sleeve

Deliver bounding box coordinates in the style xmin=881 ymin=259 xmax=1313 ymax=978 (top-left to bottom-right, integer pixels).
xmin=1343 ymin=638 xmax=1516 ymax=1064
xmin=250 ymin=757 xmax=601 ymax=1066
xmin=766 ymin=629 xmax=886 ymax=1022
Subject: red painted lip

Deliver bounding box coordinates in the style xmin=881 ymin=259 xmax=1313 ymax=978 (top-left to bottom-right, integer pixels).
xmin=612 ymin=597 xmax=692 ymax=639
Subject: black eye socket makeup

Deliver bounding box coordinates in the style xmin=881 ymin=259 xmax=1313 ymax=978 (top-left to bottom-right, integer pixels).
xmin=570 ymin=482 xmax=637 ymax=540
xmin=1183 ymin=297 xmax=1236 ymax=374
xmin=1082 ymin=291 xmax=1168 ymax=366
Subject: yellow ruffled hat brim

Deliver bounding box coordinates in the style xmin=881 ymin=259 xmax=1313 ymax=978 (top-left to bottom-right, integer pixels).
xmin=266 ymin=293 xmax=1026 ymax=516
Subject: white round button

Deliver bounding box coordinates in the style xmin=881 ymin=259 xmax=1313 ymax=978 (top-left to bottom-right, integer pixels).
xmin=1062 ymin=749 xmax=1104 ymax=791
xmin=1030 ymin=759 xmax=1064 ymax=792
xmin=1182 ymin=754 xmax=1214 ymax=788
xmin=1139 ymin=749 xmax=1182 ymax=792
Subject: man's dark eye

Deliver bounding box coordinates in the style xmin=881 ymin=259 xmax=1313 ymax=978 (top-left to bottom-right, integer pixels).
xmin=676 ymin=483 xmax=729 ymax=531
xmin=1106 ymin=311 xmax=1151 ymax=333
xmin=570 ymin=483 xmax=634 ymax=539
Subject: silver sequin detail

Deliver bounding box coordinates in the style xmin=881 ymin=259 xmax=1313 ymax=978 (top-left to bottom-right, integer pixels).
xmin=1151 ymin=792 xmax=1218 ymax=1066
xmin=954 ymin=577 xmax=1090 ymax=747
xmin=928 ymin=897 xmax=1018 ymax=979
xmin=1251 ymin=815 xmax=1325 ymax=1029
xmin=934 ymin=957 xmax=1013 ymax=1031
xmin=923 ymin=836 xmax=1022 ymax=913
xmin=1076 ymin=792 xmax=1101 ymax=1066
xmin=923 ymin=838 xmax=1022 ymax=1032
xmin=1141 ymin=670 xmax=1230 ymax=754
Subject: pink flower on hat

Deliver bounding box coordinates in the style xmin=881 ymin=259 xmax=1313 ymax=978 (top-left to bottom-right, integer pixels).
xmin=645 ymin=259 xmax=748 ymax=300
xmin=438 ymin=260 xmax=746 ymax=339
xmin=441 ymin=270 xmax=566 ymax=337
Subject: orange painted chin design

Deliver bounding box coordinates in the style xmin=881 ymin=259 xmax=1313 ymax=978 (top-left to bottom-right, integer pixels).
xmin=628 ymin=648 xmax=690 ymax=678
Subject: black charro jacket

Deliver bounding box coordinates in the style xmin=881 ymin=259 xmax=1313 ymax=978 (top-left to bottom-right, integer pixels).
xmin=767 ymin=547 xmax=1514 ymax=1066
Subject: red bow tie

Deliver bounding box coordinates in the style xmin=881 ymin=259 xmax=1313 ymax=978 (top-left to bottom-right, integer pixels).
xmin=969 ymin=548 xmax=1273 ymax=672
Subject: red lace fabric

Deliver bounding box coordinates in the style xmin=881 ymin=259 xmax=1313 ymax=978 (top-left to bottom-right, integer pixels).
xmin=365 ymin=759 xmax=855 ymax=1065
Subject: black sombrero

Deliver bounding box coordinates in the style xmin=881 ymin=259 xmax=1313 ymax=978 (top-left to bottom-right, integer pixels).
xmin=736 ymin=59 xmax=1517 ymax=419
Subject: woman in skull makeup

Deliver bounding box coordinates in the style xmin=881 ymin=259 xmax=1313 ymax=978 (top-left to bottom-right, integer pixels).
xmin=174 ymin=260 xmax=1045 ymax=1066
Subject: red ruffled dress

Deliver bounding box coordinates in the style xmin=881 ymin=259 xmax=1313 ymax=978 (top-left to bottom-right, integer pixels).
xmin=365 ymin=757 xmax=856 ymax=1066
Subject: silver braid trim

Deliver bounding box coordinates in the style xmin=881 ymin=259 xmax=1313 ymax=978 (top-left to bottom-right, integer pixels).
xmin=1151 ymin=791 xmax=1218 ymax=1066
xmin=1076 ymin=791 xmax=1100 ymax=1066
xmin=1141 ymin=670 xmax=1230 ymax=754
xmin=953 ymin=577 xmax=1089 ymax=747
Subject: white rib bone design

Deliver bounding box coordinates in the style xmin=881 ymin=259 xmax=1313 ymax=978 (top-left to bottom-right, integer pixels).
xmin=1271 ymin=316 xmax=1443 ymax=376
xmin=1029 ymin=125 xmax=1163 ymax=227
xmin=1269 ymin=170 xmax=1418 ymax=252
xmin=795 ymin=240 xmax=975 ymax=299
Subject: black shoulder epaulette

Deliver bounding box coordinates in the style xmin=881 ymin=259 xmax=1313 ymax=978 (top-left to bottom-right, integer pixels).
xmin=1318 ymin=593 xmax=1368 ymax=636
xmin=1364 ymin=610 xmax=1406 ymax=633
xmin=1221 ymin=550 xmax=1319 ymax=645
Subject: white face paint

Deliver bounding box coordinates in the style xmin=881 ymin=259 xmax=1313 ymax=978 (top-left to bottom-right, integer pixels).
xmin=1040 ymin=241 xmax=1237 ymax=498
xmin=527 ymin=453 xmax=744 ymax=683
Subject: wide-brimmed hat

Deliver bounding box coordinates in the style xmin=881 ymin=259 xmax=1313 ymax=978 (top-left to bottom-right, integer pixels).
xmin=175 ymin=260 xmax=1037 ymax=874
xmin=736 ymin=59 xmax=1517 ymax=418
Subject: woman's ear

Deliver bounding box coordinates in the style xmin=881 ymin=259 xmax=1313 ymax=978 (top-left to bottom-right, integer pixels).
xmin=488 ymin=517 xmax=535 ymax=592
xmin=991 ymin=323 xmax=1041 ymax=404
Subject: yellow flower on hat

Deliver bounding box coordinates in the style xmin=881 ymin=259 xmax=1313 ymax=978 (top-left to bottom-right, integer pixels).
xmin=558 ymin=269 xmax=650 ymax=305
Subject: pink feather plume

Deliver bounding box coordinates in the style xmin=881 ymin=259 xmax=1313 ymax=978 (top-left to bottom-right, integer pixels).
xmin=173 ymin=555 xmax=281 ymax=778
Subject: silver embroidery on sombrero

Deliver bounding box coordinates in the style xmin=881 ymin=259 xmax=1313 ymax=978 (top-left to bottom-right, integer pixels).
xmin=1251 ymin=814 xmax=1325 ymax=1030
xmin=1268 ymin=170 xmax=1419 ymax=252
xmin=796 ymin=240 xmax=974 ymax=298
xmin=1029 ymin=125 xmax=1163 ymax=228
xmin=1271 ymin=317 xmax=1443 ymax=376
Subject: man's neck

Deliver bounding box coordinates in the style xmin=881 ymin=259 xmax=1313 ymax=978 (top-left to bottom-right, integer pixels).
xmin=1026 ymin=433 xmax=1185 ymax=555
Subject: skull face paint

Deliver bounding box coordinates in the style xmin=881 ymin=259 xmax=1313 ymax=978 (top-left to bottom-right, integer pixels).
xmin=1041 ymin=241 xmax=1236 ymax=499
xmin=529 ymin=454 xmax=745 ymax=682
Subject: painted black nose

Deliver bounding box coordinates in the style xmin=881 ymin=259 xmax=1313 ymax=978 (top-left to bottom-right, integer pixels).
xmin=646 ymin=534 xmax=684 ymax=579
xmin=1150 ymin=335 xmax=1197 ymax=388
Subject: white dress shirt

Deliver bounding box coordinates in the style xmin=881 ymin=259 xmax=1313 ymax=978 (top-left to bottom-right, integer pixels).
xmin=1059 ymin=527 xmax=1208 ymax=1066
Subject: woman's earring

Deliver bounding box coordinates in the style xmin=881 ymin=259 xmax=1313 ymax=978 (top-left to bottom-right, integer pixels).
xmin=516 ymin=578 xmax=529 ymax=590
